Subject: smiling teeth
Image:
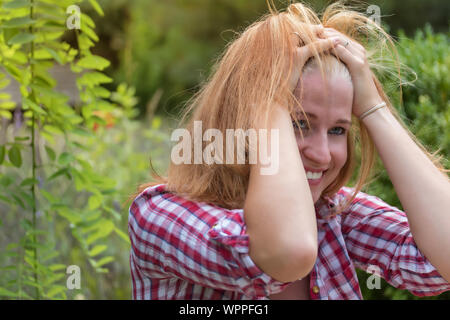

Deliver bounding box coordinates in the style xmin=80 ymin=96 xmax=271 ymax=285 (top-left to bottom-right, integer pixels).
xmin=306 ymin=171 xmax=323 ymax=180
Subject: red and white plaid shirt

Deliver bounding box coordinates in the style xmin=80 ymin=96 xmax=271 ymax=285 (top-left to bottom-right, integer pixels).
xmin=128 ymin=184 xmax=450 ymax=299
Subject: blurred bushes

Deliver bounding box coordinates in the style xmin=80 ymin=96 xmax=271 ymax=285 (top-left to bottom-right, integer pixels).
xmin=110 ymin=0 xmax=272 ymax=117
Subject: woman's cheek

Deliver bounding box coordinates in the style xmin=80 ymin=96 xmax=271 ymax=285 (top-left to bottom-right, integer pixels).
xmin=334 ymin=139 xmax=348 ymax=168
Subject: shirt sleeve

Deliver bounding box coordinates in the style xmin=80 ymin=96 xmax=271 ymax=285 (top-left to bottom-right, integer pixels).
xmin=128 ymin=187 xmax=290 ymax=299
xmin=340 ymin=187 xmax=450 ymax=297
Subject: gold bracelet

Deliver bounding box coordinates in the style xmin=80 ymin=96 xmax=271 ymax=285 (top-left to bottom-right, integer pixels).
xmin=359 ymin=102 xmax=386 ymax=120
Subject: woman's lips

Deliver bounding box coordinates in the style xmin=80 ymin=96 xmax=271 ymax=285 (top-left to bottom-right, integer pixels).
xmin=306 ymin=169 xmax=327 ymax=186
xmin=307 ymin=175 xmax=323 ymax=186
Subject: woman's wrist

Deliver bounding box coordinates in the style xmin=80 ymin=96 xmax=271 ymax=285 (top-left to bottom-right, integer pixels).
xmin=360 ymin=103 xmax=393 ymax=126
xmin=358 ymin=101 xmax=387 ymax=121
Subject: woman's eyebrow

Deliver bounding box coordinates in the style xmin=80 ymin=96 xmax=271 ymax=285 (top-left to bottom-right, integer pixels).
xmin=297 ymin=112 xmax=352 ymax=125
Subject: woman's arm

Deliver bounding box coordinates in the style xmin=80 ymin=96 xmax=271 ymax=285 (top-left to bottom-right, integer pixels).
xmin=361 ymin=107 xmax=450 ymax=282
xmin=325 ymin=27 xmax=450 ymax=282
xmin=244 ymin=33 xmax=338 ymax=283
xmin=244 ymin=106 xmax=318 ymax=283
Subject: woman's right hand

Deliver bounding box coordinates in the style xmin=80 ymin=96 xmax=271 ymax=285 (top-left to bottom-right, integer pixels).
xmin=288 ymin=27 xmax=341 ymax=92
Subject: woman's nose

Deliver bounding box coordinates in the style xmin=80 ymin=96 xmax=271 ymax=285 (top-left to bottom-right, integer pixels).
xmin=302 ymin=134 xmax=332 ymax=166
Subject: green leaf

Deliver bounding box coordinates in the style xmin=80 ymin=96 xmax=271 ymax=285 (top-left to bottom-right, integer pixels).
xmin=8 ymin=32 xmax=36 ymax=45
xmin=40 ymin=189 xmax=57 ymax=203
xmin=92 ymin=86 xmax=111 ymax=98
xmin=14 ymin=136 xmax=29 ymax=141
xmin=20 ymin=177 xmax=39 ymax=187
xmin=58 ymin=152 xmax=73 ymax=166
xmin=0 ymin=101 xmax=16 ymax=110
xmin=114 ymin=227 xmax=130 ymax=244
xmin=0 ymin=77 xmax=10 ymax=90
xmin=49 ymin=264 xmax=66 ymax=272
xmin=89 ymin=0 xmax=104 ymax=16
xmin=44 ymin=47 xmax=62 ymax=65
xmin=4 ymin=64 xmax=21 ymax=80
xmin=55 ymin=207 xmax=81 ymax=224
xmin=0 ymin=110 xmax=12 ymax=119
xmin=48 ymin=167 xmax=69 ymax=181
xmin=2 ymin=0 xmax=31 ymax=9
xmin=0 ymin=175 xmax=13 ymax=187
xmin=46 ymin=285 xmax=66 ymax=299
xmin=12 ymin=194 xmax=25 ymax=208
xmin=0 ymin=287 xmax=19 ymax=298
xmin=77 ymin=54 xmax=110 ymax=71
xmin=72 ymin=127 xmax=93 ymax=137
xmin=88 ymin=194 xmax=102 ymax=210
xmin=77 ymin=72 xmax=112 ymax=88
xmin=23 ymin=98 xmax=46 ymax=114
xmin=8 ymin=145 xmax=22 ymax=167
xmin=94 ymin=256 xmax=114 ymax=268
xmin=0 ymin=194 xmax=12 ymax=205
xmin=0 ymin=93 xmax=11 ymax=100
xmin=18 ymin=190 xmax=34 ymax=208
xmin=152 ymin=117 xmax=161 ymax=130
xmin=2 ymin=16 xmax=36 ymax=28
xmin=43 ymin=124 xmax=64 ymax=135
xmin=0 ymin=145 xmax=5 ymax=164
xmin=45 ymin=145 xmax=56 ymax=161
xmin=88 ymin=244 xmax=107 ymax=257
xmin=86 ymin=220 xmax=114 ymax=245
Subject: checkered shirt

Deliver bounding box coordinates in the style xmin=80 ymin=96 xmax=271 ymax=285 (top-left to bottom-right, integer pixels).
xmin=128 ymin=184 xmax=450 ymax=299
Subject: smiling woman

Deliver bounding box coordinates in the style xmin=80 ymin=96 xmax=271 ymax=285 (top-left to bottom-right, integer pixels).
xmin=292 ymin=54 xmax=354 ymax=204
xmin=128 ymin=1 xmax=450 ymax=300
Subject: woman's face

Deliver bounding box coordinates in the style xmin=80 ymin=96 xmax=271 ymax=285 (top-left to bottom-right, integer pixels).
xmin=294 ymin=70 xmax=353 ymax=204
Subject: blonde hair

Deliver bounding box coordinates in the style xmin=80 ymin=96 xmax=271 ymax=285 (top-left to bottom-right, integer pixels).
xmin=129 ymin=1 xmax=448 ymax=215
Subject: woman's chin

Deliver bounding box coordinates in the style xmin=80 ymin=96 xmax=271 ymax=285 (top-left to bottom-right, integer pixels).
xmin=312 ymin=192 xmax=321 ymax=204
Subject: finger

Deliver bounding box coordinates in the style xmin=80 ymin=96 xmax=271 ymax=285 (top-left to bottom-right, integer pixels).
xmin=338 ymin=39 xmax=363 ymax=57
xmin=312 ymin=24 xmax=325 ymax=37
xmin=324 ymin=28 xmax=365 ymax=55
xmin=297 ymin=23 xmax=324 ymax=36
xmin=297 ymin=37 xmax=340 ymax=62
xmin=331 ymin=44 xmax=360 ymax=69
xmin=291 ymin=24 xmax=325 ymax=45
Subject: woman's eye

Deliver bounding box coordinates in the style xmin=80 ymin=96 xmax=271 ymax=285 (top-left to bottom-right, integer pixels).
xmin=292 ymin=120 xmax=309 ymax=130
xmin=329 ymin=127 xmax=346 ymax=135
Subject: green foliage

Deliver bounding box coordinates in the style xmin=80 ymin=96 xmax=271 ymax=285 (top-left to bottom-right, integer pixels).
xmin=110 ymin=0 xmax=273 ymax=116
xmin=0 ymin=0 xmax=139 ymax=299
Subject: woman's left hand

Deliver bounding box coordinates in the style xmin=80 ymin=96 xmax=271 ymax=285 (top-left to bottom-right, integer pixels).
xmin=321 ymin=28 xmax=384 ymax=118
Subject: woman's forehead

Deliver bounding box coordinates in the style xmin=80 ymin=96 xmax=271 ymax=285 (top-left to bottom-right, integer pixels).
xmin=297 ymin=71 xmax=353 ymax=119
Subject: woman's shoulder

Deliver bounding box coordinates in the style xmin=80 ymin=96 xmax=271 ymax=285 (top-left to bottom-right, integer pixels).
xmin=129 ymin=183 xmax=243 ymax=229
xmin=333 ymin=186 xmax=405 ymax=222
xmin=334 ymin=186 xmax=390 ymax=207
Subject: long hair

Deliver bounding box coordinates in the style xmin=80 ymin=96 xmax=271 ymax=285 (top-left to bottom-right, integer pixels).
xmin=128 ymin=1 xmax=448 ymax=214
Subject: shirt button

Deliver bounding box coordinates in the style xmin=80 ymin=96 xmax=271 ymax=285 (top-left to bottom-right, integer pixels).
xmin=312 ymin=286 xmax=320 ymax=294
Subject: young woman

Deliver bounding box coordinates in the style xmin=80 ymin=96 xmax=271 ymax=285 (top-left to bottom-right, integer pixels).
xmin=128 ymin=2 xmax=450 ymax=299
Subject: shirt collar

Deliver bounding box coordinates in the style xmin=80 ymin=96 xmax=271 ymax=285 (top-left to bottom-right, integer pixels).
xmin=314 ymin=195 xmax=337 ymax=219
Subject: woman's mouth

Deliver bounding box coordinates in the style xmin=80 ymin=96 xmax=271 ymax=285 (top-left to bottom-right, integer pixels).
xmin=305 ymin=170 xmax=326 ymax=186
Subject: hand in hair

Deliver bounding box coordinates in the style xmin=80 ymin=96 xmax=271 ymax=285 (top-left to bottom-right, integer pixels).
xmin=288 ymin=27 xmax=341 ymax=93
xmin=323 ymin=28 xmax=384 ymax=118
